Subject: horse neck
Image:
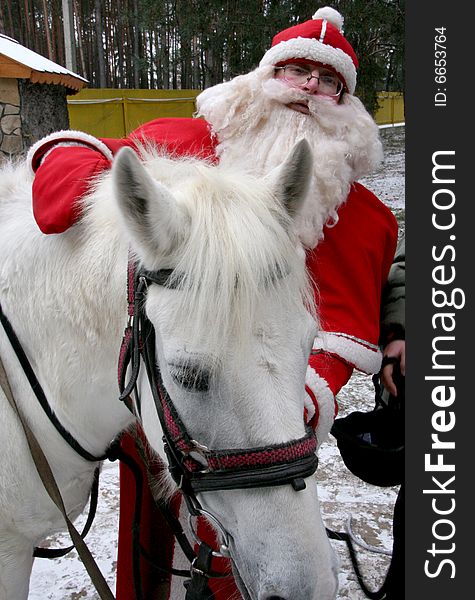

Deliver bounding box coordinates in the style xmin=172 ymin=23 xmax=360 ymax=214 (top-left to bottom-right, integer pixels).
xmin=50 ymin=222 xmax=135 ymax=454
xmin=0 ymin=167 xmax=135 ymax=458
xmin=22 ymin=221 xmax=133 ymax=457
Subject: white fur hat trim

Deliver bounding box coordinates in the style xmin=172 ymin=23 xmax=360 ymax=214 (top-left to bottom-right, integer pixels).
xmin=313 ymin=7 xmax=345 ymax=31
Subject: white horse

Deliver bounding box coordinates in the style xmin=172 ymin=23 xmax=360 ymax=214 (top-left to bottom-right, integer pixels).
xmin=0 ymin=139 xmax=338 ymax=600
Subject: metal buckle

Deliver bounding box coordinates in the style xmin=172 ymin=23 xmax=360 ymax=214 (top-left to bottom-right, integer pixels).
xmin=190 ymin=557 xmax=207 ymax=577
xmin=190 ymin=440 xmax=209 ymax=455
xmin=187 ymin=439 xmax=210 ymax=469
xmin=188 ymin=508 xmax=231 ymax=558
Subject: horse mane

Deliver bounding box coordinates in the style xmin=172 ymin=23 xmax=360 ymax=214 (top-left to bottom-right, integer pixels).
xmin=82 ymin=145 xmax=317 ymax=359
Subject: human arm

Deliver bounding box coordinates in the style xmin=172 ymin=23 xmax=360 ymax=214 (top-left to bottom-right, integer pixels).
xmin=304 ymin=184 xmax=398 ymax=443
xmin=29 ymin=119 xmax=216 ymax=234
xmin=380 ymin=236 xmax=405 ymax=395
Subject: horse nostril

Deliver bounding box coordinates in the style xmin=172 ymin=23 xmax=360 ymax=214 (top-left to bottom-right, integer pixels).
xmin=266 ymin=597 xmax=287 ymax=600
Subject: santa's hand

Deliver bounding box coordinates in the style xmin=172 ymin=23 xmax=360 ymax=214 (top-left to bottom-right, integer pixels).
xmin=32 ymin=146 xmax=111 ymax=233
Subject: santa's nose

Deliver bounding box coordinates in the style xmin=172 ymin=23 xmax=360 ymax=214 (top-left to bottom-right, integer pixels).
xmin=301 ymin=77 xmax=320 ymax=94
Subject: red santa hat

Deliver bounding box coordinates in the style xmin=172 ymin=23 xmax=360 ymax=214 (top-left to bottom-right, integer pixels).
xmin=259 ymin=6 xmax=358 ymax=94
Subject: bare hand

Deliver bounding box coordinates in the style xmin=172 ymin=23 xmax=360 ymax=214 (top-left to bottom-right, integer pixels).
xmin=381 ymin=340 xmax=405 ymax=396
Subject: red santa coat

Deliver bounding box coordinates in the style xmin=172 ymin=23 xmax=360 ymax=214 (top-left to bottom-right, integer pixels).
xmin=28 ymin=118 xmax=398 ymax=599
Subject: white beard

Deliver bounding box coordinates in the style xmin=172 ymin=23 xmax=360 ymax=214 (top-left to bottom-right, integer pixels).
xmin=196 ymin=66 xmax=383 ymax=248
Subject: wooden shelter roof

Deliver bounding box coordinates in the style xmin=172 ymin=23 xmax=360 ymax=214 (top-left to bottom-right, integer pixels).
xmin=0 ymin=34 xmax=88 ymax=93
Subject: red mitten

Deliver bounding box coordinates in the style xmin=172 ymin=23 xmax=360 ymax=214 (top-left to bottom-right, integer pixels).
xmin=32 ymin=146 xmax=111 ymax=234
xmin=305 ymin=352 xmax=352 ymax=445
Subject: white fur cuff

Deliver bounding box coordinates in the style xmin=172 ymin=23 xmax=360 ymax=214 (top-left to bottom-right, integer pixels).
xmin=313 ymin=332 xmax=382 ymax=374
xmin=305 ymin=366 xmax=336 ymax=448
xmin=27 ymin=130 xmax=114 ymax=174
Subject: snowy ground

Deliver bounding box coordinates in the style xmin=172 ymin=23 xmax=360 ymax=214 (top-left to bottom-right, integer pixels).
xmin=29 ymin=125 xmax=405 ymax=599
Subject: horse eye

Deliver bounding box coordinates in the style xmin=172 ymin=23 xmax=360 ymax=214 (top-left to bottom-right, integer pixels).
xmin=170 ymin=366 xmax=210 ymax=392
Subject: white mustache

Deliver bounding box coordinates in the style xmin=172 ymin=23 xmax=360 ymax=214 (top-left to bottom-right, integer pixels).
xmin=261 ymin=78 xmax=340 ymax=116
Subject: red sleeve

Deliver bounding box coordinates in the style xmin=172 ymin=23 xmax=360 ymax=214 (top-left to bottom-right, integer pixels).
xmin=305 ymin=352 xmax=351 ymax=441
xmin=30 ymin=118 xmax=216 ymax=235
xmin=304 ymin=184 xmax=398 ymax=438
xmin=309 ymin=352 xmax=353 ymax=397
xmin=128 ymin=118 xmax=218 ymax=161
xmin=306 ymin=183 xmax=398 ymax=373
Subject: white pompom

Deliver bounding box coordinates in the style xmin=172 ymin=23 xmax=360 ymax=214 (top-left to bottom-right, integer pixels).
xmin=312 ymin=6 xmax=344 ymax=31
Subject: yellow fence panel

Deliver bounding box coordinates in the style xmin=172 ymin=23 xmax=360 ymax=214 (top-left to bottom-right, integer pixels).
xmin=374 ymin=91 xmax=405 ymax=126
xmin=67 ymin=97 xmax=125 ymax=137
xmin=68 ymin=89 xmax=404 ymax=138
xmin=67 ymin=89 xmax=200 ymax=138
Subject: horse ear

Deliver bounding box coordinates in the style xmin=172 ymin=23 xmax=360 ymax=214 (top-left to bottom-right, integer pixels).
xmin=112 ymin=147 xmax=182 ymax=261
xmin=268 ymin=139 xmax=313 ymax=218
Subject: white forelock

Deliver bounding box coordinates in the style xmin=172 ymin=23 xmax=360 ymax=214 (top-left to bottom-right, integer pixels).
xmin=84 ymin=149 xmax=315 ymax=356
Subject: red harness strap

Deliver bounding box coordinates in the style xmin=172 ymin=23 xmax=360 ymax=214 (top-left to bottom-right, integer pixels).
xmin=117 ymin=258 xmax=137 ymax=396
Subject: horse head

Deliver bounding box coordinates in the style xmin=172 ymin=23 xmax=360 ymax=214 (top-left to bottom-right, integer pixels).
xmin=111 ymin=140 xmax=338 ymax=600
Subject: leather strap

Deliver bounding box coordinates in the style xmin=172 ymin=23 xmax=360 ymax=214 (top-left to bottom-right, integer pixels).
xmin=381 ymin=355 xmax=399 ymax=369
xmin=0 ymin=355 xmax=115 ymax=600
xmin=33 ymin=466 xmax=100 ymax=558
xmin=0 ymin=302 xmax=106 ymax=462
xmin=326 ymin=528 xmax=387 ymax=600
xmin=184 ymin=543 xmax=215 ymax=599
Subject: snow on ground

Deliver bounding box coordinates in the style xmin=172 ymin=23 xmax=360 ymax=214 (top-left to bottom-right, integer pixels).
xmin=29 ymin=125 xmax=405 ymax=599
xmin=362 ymin=124 xmax=405 ymax=238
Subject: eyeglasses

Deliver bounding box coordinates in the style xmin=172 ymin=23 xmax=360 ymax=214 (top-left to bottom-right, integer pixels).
xmin=275 ymin=64 xmax=344 ymax=97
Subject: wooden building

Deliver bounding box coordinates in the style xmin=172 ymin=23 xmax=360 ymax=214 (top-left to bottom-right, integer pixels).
xmin=0 ymin=34 xmax=87 ymax=162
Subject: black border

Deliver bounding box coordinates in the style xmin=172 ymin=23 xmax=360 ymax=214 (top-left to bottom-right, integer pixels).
xmin=406 ymin=1 xmax=470 ymax=597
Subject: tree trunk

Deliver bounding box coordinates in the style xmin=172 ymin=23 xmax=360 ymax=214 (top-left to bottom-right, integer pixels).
xmin=192 ymin=35 xmax=200 ymax=89
xmin=42 ymin=0 xmax=54 ymax=59
xmin=74 ymin=0 xmax=87 ymax=78
xmin=0 ymin=4 xmax=6 ymax=36
xmin=95 ymin=0 xmax=106 ymax=87
xmin=23 ymin=0 xmax=32 ymax=45
xmin=133 ymin=0 xmax=140 ymax=88
xmin=159 ymin=20 xmax=169 ymax=89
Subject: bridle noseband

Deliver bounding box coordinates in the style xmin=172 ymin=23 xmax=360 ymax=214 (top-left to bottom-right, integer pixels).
xmin=118 ymin=260 xmax=320 ymax=596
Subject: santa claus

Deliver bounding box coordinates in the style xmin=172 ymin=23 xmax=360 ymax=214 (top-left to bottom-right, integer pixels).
xmin=27 ymin=6 xmax=398 ymax=599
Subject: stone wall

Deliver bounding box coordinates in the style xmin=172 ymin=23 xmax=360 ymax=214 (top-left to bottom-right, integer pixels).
xmin=0 ymin=78 xmax=22 ymax=162
xmin=19 ymin=80 xmax=70 ymax=149
xmin=0 ymin=78 xmax=71 ymax=164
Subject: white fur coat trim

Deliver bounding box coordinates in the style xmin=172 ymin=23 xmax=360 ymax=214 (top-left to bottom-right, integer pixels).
xmin=305 ymin=365 xmax=336 ymax=448
xmin=259 ymin=37 xmax=357 ymax=94
xmin=27 ymin=130 xmax=114 ymax=174
xmin=313 ymin=331 xmax=382 ymax=374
